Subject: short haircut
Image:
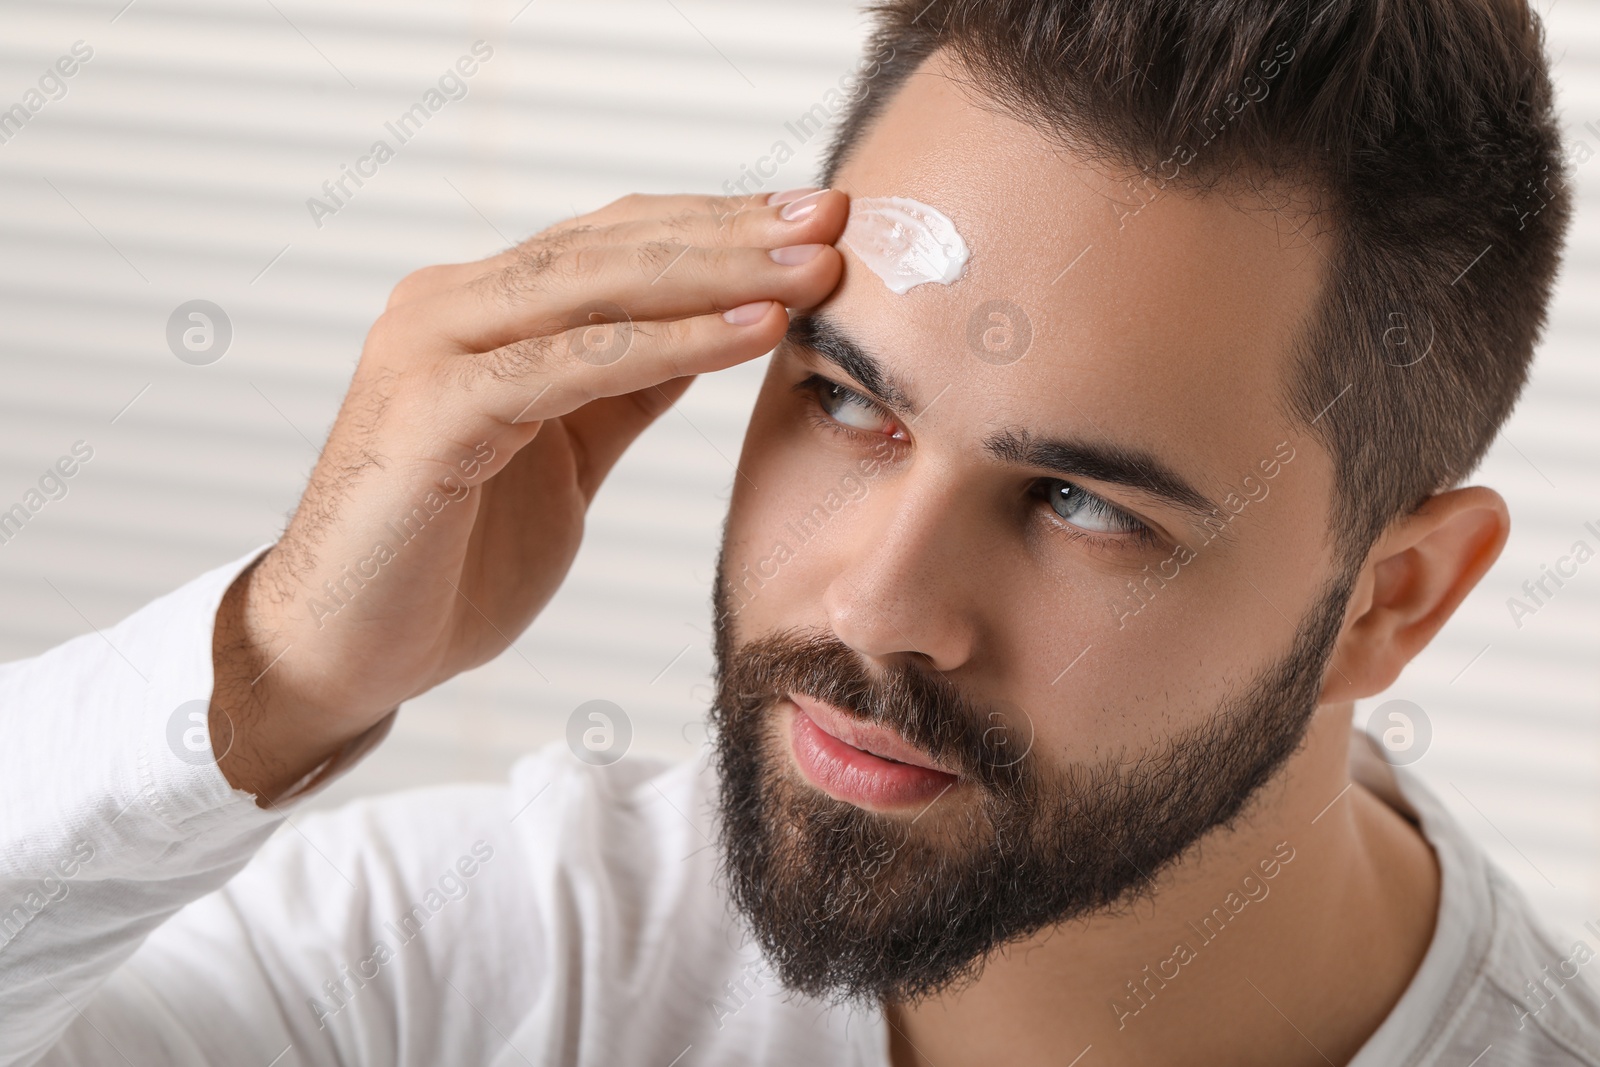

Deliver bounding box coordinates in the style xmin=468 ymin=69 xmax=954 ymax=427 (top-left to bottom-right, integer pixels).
xmin=820 ymin=0 xmax=1572 ymax=568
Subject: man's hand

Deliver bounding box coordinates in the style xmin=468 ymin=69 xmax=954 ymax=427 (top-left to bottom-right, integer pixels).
xmin=210 ymin=188 xmax=847 ymax=802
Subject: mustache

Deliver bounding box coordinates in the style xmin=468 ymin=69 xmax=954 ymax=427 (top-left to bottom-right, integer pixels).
xmin=710 ymin=625 xmax=1035 ymax=792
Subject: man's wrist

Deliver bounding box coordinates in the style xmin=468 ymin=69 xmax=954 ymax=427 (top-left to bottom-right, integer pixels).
xmin=209 ymin=553 xmax=388 ymax=805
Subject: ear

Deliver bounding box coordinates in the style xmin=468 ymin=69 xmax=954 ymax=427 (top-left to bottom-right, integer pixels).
xmin=1319 ymin=486 xmax=1510 ymax=703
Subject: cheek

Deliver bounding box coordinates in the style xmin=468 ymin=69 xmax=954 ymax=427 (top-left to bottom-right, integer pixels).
xmin=1007 ymin=559 xmax=1284 ymax=765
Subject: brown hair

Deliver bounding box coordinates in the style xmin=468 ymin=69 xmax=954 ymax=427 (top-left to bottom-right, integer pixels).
xmin=820 ymin=0 xmax=1572 ymax=567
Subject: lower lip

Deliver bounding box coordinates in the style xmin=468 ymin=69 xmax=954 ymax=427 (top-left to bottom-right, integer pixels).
xmin=785 ymin=699 xmax=960 ymax=812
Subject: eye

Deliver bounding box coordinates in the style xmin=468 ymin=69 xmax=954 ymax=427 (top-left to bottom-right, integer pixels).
xmin=1034 ymin=479 xmax=1159 ymax=546
xmin=795 ymin=371 xmax=1160 ymax=551
xmin=795 ymin=374 xmax=905 ymax=440
xmin=815 ymin=379 xmax=892 ymax=432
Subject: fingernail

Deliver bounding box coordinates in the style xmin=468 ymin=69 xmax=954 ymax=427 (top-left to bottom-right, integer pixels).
xmin=767 ymin=186 xmax=821 ymax=207
xmin=779 ymin=189 xmax=829 ymax=221
xmin=769 ymin=243 xmax=824 ymax=266
xmin=723 ymin=300 xmax=770 ymax=325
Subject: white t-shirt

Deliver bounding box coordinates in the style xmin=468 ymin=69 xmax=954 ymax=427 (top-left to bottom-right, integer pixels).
xmin=2 ymin=548 xmax=1598 ymax=1066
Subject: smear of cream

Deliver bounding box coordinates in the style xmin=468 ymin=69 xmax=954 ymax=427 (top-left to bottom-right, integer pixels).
xmin=840 ymin=196 xmax=970 ymax=295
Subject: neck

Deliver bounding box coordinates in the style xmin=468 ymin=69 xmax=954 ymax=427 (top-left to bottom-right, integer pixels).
xmin=885 ymin=704 xmax=1440 ymax=1067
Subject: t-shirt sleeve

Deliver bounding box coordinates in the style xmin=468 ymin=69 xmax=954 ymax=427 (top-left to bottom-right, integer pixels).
xmin=42 ymin=776 xmax=551 ymax=1067
xmin=0 ymin=546 xmax=388 ymax=1067
xmin=0 ymin=543 xmax=742 ymax=1067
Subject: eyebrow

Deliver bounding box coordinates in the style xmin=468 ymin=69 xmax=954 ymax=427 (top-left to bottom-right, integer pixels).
xmin=787 ymin=311 xmax=918 ymax=418
xmin=781 ymin=311 xmax=1228 ymax=531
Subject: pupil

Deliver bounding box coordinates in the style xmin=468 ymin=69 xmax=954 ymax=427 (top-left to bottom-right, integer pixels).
xmin=1054 ymin=483 xmax=1085 ymax=519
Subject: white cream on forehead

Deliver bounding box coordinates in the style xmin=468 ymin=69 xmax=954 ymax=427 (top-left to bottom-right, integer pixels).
xmin=839 ymin=195 xmax=971 ymax=295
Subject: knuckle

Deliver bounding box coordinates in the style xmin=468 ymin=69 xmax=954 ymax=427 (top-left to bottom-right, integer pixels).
xmin=641 ymin=318 xmax=691 ymax=374
xmin=703 ymin=244 xmax=741 ymax=277
xmin=478 ymin=242 xmax=560 ymax=306
xmin=566 ymin=306 xmax=635 ymax=367
xmin=589 ymin=192 xmax=644 ymax=223
xmin=544 ymin=220 xmax=600 ymax=245
xmin=705 ymin=193 xmax=752 ymax=220
xmin=533 ymin=225 xmax=582 ymax=254
xmin=661 ymin=209 xmax=700 ymax=239
xmin=566 ymin=242 xmax=609 ymax=282
xmin=478 ymin=333 xmax=558 ymax=383
xmin=713 ymin=197 xmax=763 ymax=239
xmin=638 ymin=316 xmax=680 ymax=346
xmin=633 ymin=239 xmax=683 ymax=276
xmin=386 ymin=265 xmax=448 ymax=310
xmin=364 ymin=306 xmax=422 ymax=361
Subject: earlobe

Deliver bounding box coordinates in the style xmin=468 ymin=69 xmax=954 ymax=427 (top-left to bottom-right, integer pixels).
xmin=1318 ymin=486 xmax=1510 ymax=703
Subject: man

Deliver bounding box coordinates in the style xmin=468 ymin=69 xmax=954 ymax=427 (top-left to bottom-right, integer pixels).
xmin=2 ymin=0 xmax=1594 ymax=1064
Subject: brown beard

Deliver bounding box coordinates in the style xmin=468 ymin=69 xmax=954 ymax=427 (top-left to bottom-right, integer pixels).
xmin=706 ymin=542 xmax=1354 ymax=1006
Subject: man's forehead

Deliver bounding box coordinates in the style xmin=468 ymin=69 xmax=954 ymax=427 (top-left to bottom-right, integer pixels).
xmin=815 ymin=51 xmax=1328 ymax=501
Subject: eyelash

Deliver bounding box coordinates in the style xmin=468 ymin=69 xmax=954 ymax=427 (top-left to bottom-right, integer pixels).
xmin=796 ymin=375 xmax=908 ymax=445
xmin=793 ymin=373 xmax=1163 ymax=552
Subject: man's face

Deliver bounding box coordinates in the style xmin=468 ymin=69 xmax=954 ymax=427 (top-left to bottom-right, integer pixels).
xmin=708 ymin=51 xmax=1348 ymax=1004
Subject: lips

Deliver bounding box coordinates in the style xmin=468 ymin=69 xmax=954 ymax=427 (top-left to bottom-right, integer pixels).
xmin=785 ymin=691 xmax=961 ymax=811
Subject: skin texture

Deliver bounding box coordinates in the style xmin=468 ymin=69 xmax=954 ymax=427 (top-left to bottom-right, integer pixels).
xmin=210 ymin=43 xmax=1512 ymax=1067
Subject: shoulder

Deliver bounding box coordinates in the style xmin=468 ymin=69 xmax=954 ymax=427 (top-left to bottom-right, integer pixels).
xmin=1373 ymin=749 xmax=1600 ymax=1066
xmin=1463 ymin=865 xmax=1600 ymax=1065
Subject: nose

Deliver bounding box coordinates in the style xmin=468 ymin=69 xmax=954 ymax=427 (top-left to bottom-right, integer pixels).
xmin=821 ymin=468 xmax=983 ymax=675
